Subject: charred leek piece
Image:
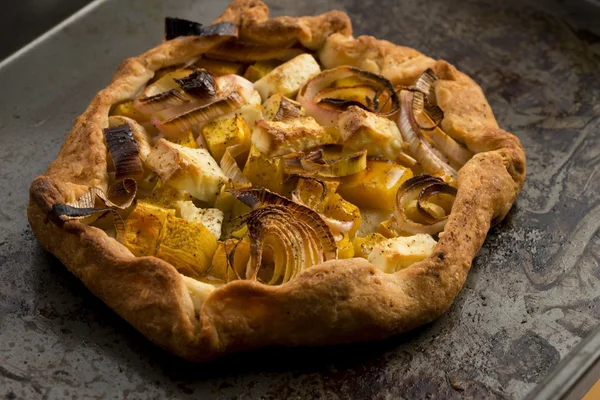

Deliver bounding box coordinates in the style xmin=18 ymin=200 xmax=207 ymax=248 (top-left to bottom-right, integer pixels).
xmin=229 ymin=187 xmax=337 ymax=284
xmin=302 ymin=147 xmax=367 ymax=178
xmin=106 ymin=178 xmax=138 ymax=208
xmin=393 ymin=175 xmax=457 ymax=235
xmin=174 ymin=69 xmax=217 ymax=99
xmin=104 ymin=124 xmax=143 ymax=180
xmin=51 ymin=204 xmax=126 ymax=242
xmin=297 ymin=66 xmax=399 ymax=127
xmin=108 ymin=116 xmax=152 ymax=161
xmin=283 ymin=146 xmax=367 ymax=178
xmin=50 ymin=179 xmax=138 ymax=242
xmin=412 ymin=89 xmax=443 ymax=131
xmin=398 ymin=90 xmax=457 ymax=183
xmin=164 ymin=17 xmax=237 ymax=40
xmin=134 ymin=69 xmax=194 ymax=114
xmin=135 ymin=90 xmax=190 ymax=114
xmin=153 ymin=74 xmax=255 ymax=137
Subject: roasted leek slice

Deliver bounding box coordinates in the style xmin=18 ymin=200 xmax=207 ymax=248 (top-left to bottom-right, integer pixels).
xmin=209 ymin=238 xmax=251 ymax=281
xmin=229 ymin=187 xmax=337 ymax=285
xmin=283 ymin=146 xmax=367 ymax=178
xmin=291 ymin=176 xmax=361 ymax=238
xmin=393 ymin=175 xmax=457 ymax=235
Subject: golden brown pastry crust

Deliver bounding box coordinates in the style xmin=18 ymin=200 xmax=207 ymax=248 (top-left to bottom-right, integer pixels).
xmin=27 ymin=0 xmax=525 ymax=361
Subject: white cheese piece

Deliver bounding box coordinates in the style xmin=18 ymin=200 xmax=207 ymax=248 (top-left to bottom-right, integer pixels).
xmin=254 ymin=54 xmax=321 ymax=101
xmin=146 ymin=139 xmax=227 ymax=203
xmin=368 ymin=234 xmax=437 ymax=273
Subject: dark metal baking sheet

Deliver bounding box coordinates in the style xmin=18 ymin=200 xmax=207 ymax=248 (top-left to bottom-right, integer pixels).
xmin=1 ymin=0 xmax=599 ymax=398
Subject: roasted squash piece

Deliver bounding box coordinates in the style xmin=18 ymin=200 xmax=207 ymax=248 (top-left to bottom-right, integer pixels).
xmin=169 ymin=131 xmax=199 ymax=149
xmin=124 ymin=201 xmax=174 ymax=257
xmin=244 ymin=60 xmax=280 ymax=82
xmin=145 ymin=180 xmax=193 ymax=209
xmin=337 ymin=161 xmax=413 ymax=211
xmin=201 ymin=115 xmax=251 ymax=162
xmin=353 ymin=233 xmax=387 ymax=259
xmin=323 ymin=192 xmax=362 ymax=238
xmin=242 ymin=144 xmax=286 ymax=193
xmin=195 ymin=57 xmax=245 ymax=76
xmin=336 ymin=234 xmax=355 ymax=259
xmin=111 ymin=101 xmax=149 ymax=121
xmin=377 ymin=218 xmax=399 ymax=238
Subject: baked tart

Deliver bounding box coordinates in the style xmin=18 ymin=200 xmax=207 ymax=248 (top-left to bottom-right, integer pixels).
xmin=27 ymin=0 xmax=526 ymax=361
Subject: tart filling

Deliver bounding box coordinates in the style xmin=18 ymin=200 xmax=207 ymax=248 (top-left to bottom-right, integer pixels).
xmin=56 ymin=17 xmax=471 ymax=305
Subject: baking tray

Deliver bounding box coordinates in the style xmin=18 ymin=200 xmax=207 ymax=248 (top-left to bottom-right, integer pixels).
xmin=1 ymin=0 xmax=599 ymax=398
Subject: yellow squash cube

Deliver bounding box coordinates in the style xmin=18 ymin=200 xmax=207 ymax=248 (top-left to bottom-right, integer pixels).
xmin=124 ymin=201 xmax=174 ymax=257
xmin=323 ymin=193 xmax=362 ymax=238
xmin=244 ymin=60 xmax=280 ymax=82
xmin=377 ymin=219 xmax=399 ymax=238
xmin=201 ymin=115 xmax=250 ymax=162
xmin=337 ymin=161 xmax=413 ymax=211
xmin=336 ymin=234 xmax=355 ymax=259
xmin=145 ymin=180 xmax=193 ymax=209
xmin=243 ymin=145 xmax=286 ymax=194
xmin=353 ymin=233 xmax=387 ymax=259
xmin=169 ymin=131 xmax=199 ymax=149
xmin=195 ymin=57 xmax=245 ymax=76
xmin=111 ymin=101 xmax=149 ymax=121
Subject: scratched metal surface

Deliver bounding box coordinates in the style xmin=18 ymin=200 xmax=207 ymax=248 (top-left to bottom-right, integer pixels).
xmin=1 ymin=0 xmax=599 ymax=398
